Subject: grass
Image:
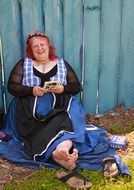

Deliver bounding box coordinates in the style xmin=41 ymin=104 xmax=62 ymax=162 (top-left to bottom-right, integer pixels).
xmin=3 ymin=122 xmax=134 ymax=190
xmin=106 ymin=121 xmax=134 ymax=135
xmin=3 ymin=159 xmax=134 ymax=190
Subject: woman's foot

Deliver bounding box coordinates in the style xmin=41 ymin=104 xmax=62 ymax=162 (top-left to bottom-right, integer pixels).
xmin=52 ymin=140 xmax=73 ymax=161
xmin=52 ymin=148 xmax=71 ymax=161
xmin=52 ymin=140 xmax=78 ymax=170
xmin=53 ymin=148 xmax=78 ymax=170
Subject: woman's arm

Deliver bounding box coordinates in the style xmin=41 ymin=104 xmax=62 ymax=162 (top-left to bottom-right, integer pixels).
xmin=8 ymin=59 xmax=33 ymax=96
xmin=64 ymin=60 xmax=82 ymax=95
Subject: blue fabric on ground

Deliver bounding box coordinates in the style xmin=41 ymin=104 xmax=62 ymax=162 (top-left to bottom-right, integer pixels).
xmin=0 ymin=98 xmax=130 ymax=176
xmin=76 ymin=128 xmax=130 ymax=175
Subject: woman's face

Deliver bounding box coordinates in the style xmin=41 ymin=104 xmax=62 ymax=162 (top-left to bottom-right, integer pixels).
xmin=30 ymin=37 xmax=49 ymax=62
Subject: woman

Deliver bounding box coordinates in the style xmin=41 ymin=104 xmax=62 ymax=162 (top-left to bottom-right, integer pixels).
xmin=7 ymin=31 xmax=85 ymax=170
xmin=1 ymin=32 xmax=130 ymax=181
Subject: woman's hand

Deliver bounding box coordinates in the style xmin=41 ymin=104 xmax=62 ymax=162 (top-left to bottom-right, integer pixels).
xmin=33 ymin=86 xmax=48 ymax=96
xmin=48 ymin=84 xmax=64 ymax=94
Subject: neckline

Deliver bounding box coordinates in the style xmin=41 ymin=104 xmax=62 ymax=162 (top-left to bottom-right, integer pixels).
xmin=33 ymin=60 xmax=57 ymax=74
xmin=33 ymin=64 xmax=57 ymax=76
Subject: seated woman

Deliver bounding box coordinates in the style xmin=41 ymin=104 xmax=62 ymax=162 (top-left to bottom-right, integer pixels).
xmin=7 ymin=31 xmax=84 ymax=170
xmin=0 ymin=32 xmax=130 ymax=180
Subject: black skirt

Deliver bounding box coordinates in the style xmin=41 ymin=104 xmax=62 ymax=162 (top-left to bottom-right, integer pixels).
xmin=15 ymin=95 xmax=73 ymax=158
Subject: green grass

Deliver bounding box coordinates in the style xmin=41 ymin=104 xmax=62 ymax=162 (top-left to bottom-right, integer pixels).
xmin=106 ymin=121 xmax=134 ymax=135
xmin=3 ymin=122 xmax=134 ymax=190
xmin=3 ymin=159 xmax=134 ymax=190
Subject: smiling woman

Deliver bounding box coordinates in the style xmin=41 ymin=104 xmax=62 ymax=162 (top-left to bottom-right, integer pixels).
xmin=0 ymin=31 xmax=130 ymax=185
xmin=30 ymin=37 xmax=50 ymax=64
xmin=26 ymin=32 xmax=57 ymax=74
xmin=5 ymin=31 xmax=83 ymax=170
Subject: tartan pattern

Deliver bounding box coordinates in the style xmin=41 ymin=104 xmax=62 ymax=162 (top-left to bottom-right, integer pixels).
xmin=22 ymin=57 xmax=67 ymax=87
xmin=22 ymin=58 xmax=41 ymax=86
xmin=50 ymin=58 xmax=67 ymax=85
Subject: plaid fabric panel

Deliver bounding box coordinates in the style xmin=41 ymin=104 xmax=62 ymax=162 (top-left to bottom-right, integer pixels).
xmin=22 ymin=58 xmax=67 ymax=87
xmin=50 ymin=58 xmax=67 ymax=85
xmin=22 ymin=58 xmax=41 ymax=87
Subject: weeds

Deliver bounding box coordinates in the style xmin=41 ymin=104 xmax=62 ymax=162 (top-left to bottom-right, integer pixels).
xmin=106 ymin=121 xmax=134 ymax=134
xmin=3 ymin=122 xmax=134 ymax=190
xmin=3 ymin=159 xmax=134 ymax=190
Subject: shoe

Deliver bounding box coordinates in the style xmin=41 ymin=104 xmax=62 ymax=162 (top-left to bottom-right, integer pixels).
xmin=103 ymin=157 xmax=119 ymax=178
xmin=56 ymin=169 xmax=92 ymax=189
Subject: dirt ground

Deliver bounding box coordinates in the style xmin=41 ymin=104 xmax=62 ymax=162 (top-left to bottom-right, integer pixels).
xmin=0 ymin=104 xmax=134 ymax=189
xmin=86 ymin=104 xmax=134 ymax=160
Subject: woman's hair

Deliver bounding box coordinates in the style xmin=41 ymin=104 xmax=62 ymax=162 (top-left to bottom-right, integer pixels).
xmin=26 ymin=31 xmax=58 ymax=60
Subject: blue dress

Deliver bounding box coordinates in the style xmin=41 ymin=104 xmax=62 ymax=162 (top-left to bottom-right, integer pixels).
xmin=0 ymin=58 xmax=130 ymax=176
xmin=0 ymin=94 xmax=130 ymax=176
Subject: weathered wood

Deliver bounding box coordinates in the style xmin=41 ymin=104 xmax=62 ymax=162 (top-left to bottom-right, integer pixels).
xmin=20 ymin=0 xmax=44 ymax=51
xmin=83 ymin=0 xmax=100 ymax=113
xmin=63 ymin=0 xmax=83 ymax=80
xmin=44 ymin=0 xmax=64 ymax=57
xmin=0 ymin=0 xmax=21 ymax=106
xmin=0 ymin=0 xmax=134 ymax=113
xmin=98 ymin=0 xmax=122 ymax=113
xmin=118 ymin=0 xmax=134 ymax=108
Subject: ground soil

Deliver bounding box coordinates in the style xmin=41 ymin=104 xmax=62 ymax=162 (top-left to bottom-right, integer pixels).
xmin=0 ymin=104 xmax=134 ymax=190
xmin=86 ymin=104 xmax=134 ymax=161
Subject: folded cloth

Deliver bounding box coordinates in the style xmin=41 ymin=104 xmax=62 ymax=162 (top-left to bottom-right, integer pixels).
xmin=0 ymin=99 xmax=130 ymax=177
xmin=0 ymin=131 xmax=11 ymax=142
